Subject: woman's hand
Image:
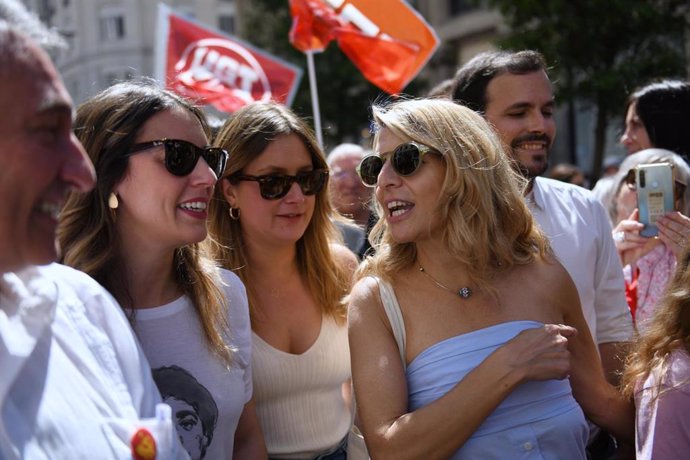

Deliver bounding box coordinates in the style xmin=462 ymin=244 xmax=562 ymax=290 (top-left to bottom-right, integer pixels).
xmin=657 ymin=211 xmax=690 ymax=261
xmin=612 ymin=209 xmax=648 ymax=266
xmin=499 ymin=324 xmax=577 ymax=383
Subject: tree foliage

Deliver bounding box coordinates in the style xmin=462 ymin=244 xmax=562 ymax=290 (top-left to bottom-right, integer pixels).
xmin=479 ymin=0 xmax=689 ymax=178
xmin=239 ymin=0 xmax=426 ymax=150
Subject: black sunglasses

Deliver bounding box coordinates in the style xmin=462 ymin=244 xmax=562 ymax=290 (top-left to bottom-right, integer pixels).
xmin=357 ymin=142 xmax=435 ymax=187
xmin=229 ymin=169 xmax=329 ymax=200
xmin=128 ymin=139 xmax=228 ymax=178
xmin=624 ymin=168 xmax=687 ymax=201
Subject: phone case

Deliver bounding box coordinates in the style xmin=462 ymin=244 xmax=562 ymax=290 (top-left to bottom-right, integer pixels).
xmin=636 ymin=162 xmax=674 ymax=237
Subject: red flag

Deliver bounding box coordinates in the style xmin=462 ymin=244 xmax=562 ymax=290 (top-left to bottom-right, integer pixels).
xmin=157 ymin=5 xmax=302 ymax=113
xmin=289 ymin=0 xmax=439 ymax=94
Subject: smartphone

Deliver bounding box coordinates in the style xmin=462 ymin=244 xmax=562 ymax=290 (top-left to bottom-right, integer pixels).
xmin=636 ymin=162 xmax=674 ymax=237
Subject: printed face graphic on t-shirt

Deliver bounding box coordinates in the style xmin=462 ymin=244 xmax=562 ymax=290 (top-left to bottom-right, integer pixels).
xmin=167 ymin=397 xmax=207 ymax=459
xmin=153 ymin=365 xmax=218 ymax=460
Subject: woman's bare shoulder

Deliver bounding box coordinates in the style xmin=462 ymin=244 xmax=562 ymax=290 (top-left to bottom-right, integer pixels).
xmin=503 ymin=256 xmax=579 ymax=318
xmin=534 ymin=253 xmax=576 ymax=289
xmin=331 ymin=242 xmax=360 ymax=277
xmin=528 ymin=255 xmax=581 ymax=314
xmin=348 ymin=276 xmax=385 ymax=324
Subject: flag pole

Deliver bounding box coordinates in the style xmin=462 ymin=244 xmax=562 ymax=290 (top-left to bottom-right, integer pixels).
xmin=305 ymin=50 xmax=324 ymax=149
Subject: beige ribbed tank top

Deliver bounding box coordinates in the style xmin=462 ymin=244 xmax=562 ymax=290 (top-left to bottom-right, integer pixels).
xmin=252 ymin=315 xmax=352 ymax=459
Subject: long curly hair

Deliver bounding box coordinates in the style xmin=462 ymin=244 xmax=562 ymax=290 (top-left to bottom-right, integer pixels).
xmin=621 ymin=245 xmax=690 ymax=400
xmin=58 ymin=79 xmax=233 ymax=366
xmin=208 ymin=102 xmax=350 ymax=324
xmin=356 ymin=98 xmax=551 ymax=294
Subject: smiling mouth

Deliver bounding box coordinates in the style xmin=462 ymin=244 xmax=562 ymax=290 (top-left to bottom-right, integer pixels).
xmin=515 ymin=142 xmax=547 ymax=151
xmin=178 ymin=201 xmax=207 ymax=211
xmin=387 ymin=200 xmax=413 ymax=217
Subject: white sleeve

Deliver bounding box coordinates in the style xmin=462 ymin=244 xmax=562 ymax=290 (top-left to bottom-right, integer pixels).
xmin=591 ymin=199 xmax=634 ymax=344
xmin=46 ymin=264 xmax=190 ymax=459
xmin=221 ymin=269 xmax=253 ymax=402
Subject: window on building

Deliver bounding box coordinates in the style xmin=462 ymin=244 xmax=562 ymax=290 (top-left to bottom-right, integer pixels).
xmin=99 ymin=7 xmax=126 ymax=41
xmin=218 ymin=15 xmax=235 ymax=34
xmin=449 ymin=0 xmax=473 ymax=16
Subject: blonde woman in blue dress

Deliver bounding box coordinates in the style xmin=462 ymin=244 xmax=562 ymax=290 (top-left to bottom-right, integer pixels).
xmin=348 ymin=98 xmax=633 ymax=459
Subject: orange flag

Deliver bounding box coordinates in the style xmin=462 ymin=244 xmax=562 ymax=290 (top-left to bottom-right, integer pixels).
xmin=289 ymin=0 xmax=439 ymax=94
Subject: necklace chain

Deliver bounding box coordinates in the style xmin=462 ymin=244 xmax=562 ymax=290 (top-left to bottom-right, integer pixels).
xmin=418 ymin=266 xmax=472 ymax=299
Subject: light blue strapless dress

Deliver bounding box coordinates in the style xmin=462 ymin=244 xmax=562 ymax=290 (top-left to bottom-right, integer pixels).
xmin=407 ymin=320 xmax=588 ymax=459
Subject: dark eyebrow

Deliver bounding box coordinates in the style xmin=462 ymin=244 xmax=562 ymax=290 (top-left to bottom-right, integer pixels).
xmin=505 ymin=100 xmax=555 ymax=112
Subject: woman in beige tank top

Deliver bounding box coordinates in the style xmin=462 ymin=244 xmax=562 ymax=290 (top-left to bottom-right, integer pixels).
xmin=208 ymin=102 xmax=359 ymax=459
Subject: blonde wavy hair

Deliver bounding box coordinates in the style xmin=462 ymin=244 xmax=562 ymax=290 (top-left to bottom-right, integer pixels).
xmin=357 ymin=98 xmax=551 ymax=294
xmin=621 ymin=246 xmax=690 ymax=400
xmin=208 ymin=102 xmax=350 ymax=324
xmin=58 ymin=79 xmax=233 ymax=366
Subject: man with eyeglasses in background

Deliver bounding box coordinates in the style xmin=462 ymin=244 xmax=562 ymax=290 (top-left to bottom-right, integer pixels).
xmin=327 ymin=143 xmax=374 ymax=258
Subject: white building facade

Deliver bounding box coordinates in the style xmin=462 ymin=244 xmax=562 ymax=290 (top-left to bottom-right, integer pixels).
xmin=22 ymin=0 xmax=239 ymax=104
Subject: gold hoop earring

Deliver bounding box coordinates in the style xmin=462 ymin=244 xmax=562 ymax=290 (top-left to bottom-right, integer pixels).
xmin=108 ymin=192 xmax=119 ymax=209
xmin=229 ymin=207 xmax=240 ymax=220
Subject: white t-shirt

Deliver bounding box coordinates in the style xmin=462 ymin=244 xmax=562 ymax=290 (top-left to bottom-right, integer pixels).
xmin=133 ymin=269 xmax=252 ymax=460
xmin=0 ymin=263 xmax=187 ymax=460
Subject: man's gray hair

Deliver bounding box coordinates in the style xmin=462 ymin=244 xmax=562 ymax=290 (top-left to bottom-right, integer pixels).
xmin=0 ymin=0 xmax=65 ymax=51
xmin=327 ymin=143 xmax=368 ymax=165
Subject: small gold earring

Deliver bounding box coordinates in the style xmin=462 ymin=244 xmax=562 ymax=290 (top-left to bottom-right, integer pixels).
xmin=108 ymin=192 xmax=119 ymax=209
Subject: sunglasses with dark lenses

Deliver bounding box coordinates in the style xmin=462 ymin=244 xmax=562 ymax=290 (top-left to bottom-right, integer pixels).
xmin=128 ymin=139 xmax=228 ymax=178
xmin=230 ymin=169 xmax=329 ymax=200
xmin=624 ymin=168 xmax=687 ymax=201
xmin=357 ymin=142 xmax=435 ymax=187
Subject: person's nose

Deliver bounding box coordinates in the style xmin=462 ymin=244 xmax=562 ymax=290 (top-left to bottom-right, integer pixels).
xmin=62 ymin=133 xmax=96 ymax=193
xmin=190 ymin=154 xmax=218 ymax=188
xmin=527 ymin=112 xmax=548 ymax=133
xmin=283 ymin=179 xmax=306 ymax=203
xmin=377 ymin=158 xmax=401 ymax=188
xmin=340 ymin=170 xmax=361 ymax=188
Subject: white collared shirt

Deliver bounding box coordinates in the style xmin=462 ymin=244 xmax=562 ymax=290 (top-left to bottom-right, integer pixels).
xmin=527 ymin=177 xmax=633 ymax=345
xmin=0 ymin=263 xmax=187 ymax=460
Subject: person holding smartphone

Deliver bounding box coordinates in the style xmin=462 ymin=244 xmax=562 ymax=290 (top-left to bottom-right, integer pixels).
xmin=610 ymin=148 xmax=690 ymax=331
